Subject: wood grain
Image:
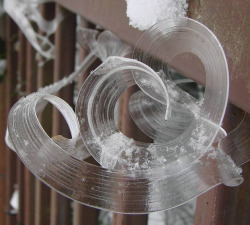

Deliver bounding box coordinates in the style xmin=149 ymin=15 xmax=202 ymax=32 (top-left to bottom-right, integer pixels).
xmin=24 ymin=38 xmax=37 ymax=225
xmin=72 ymin=19 xmax=99 ymax=225
xmin=34 ymin=4 xmax=55 ymax=225
xmin=50 ymin=5 xmax=76 ymax=225
xmin=16 ymin=30 xmax=26 ymax=225
xmin=112 ymin=86 xmax=150 ymax=225
xmin=5 ymin=16 xmax=18 ymax=225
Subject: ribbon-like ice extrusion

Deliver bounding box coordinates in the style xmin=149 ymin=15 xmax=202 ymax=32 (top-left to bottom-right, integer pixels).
xmin=5 ymin=28 xmax=132 ymax=151
xmin=4 ymin=0 xmax=63 ymax=59
xmin=129 ymin=17 xmax=230 ymax=147
xmin=7 ymin=18 xmax=250 ymax=213
xmin=7 ymin=58 xmax=244 ymax=213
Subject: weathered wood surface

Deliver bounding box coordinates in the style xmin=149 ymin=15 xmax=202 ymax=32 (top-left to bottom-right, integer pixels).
xmin=112 ymin=86 xmax=149 ymax=225
xmin=50 ymin=5 xmax=75 ymax=225
xmin=0 ymin=14 xmax=7 ymax=225
xmin=57 ymin=0 xmax=250 ymax=114
xmin=34 ymin=4 xmax=55 ymax=225
xmin=5 ymin=16 xmax=19 ymax=225
xmin=24 ymin=37 xmax=37 ymax=225
xmin=72 ymin=19 xmax=100 ymax=225
xmin=16 ymin=31 xmax=26 ymax=225
xmin=0 ymin=60 xmax=6 ymax=225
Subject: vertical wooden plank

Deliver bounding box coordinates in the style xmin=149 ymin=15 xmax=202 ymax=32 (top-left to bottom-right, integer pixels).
xmin=50 ymin=5 xmax=76 ymax=225
xmin=0 ymin=75 xmax=6 ymax=225
xmin=35 ymin=59 xmax=53 ymax=225
xmin=0 ymin=13 xmax=7 ymax=225
xmin=5 ymin=16 xmax=18 ymax=225
xmin=73 ymin=204 xmax=99 ymax=225
xmin=194 ymin=105 xmax=249 ymax=225
xmin=72 ymin=19 xmax=100 ymax=225
xmin=24 ymin=39 xmax=38 ymax=225
xmin=16 ymin=30 xmax=27 ymax=225
xmin=0 ymin=66 xmax=6 ymax=225
xmin=34 ymin=3 xmax=55 ymax=225
xmin=35 ymin=61 xmax=53 ymax=225
xmin=112 ymin=87 xmax=149 ymax=225
xmin=188 ymin=0 xmax=250 ymax=113
xmin=112 ymin=213 xmax=148 ymax=225
xmin=188 ymin=1 xmax=250 ymax=224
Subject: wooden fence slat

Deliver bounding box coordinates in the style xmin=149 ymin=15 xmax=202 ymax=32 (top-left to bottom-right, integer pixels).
xmin=0 ymin=12 xmax=7 ymax=225
xmin=35 ymin=56 xmax=53 ymax=225
xmin=188 ymin=7 xmax=250 ymax=224
xmin=188 ymin=0 xmax=250 ymax=113
xmin=16 ymin=30 xmax=27 ymax=225
xmin=112 ymin=86 xmax=149 ymax=225
xmin=34 ymin=3 xmax=56 ymax=225
xmin=73 ymin=204 xmax=99 ymax=225
xmin=72 ymin=19 xmax=99 ymax=225
xmin=35 ymin=48 xmax=53 ymax=225
xmin=112 ymin=213 xmax=148 ymax=225
xmin=5 ymin=15 xmax=18 ymax=225
xmin=0 ymin=67 xmax=6 ymax=225
xmin=50 ymin=5 xmax=76 ymax=225
xmin=23 ymin=39 xmax=38 ymax=225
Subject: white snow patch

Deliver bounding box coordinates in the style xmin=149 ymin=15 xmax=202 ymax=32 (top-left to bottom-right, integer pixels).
xmin=125 ymin=0 xmax=188 ymax=30
xmin=98 ymin=132 xmax=134 ymax=169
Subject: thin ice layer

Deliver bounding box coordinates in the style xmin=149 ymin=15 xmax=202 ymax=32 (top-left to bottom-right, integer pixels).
xmin=133 ymin=18 xmax=230 ymax=150
xmin=7 ymin=86 xmax=243 ymax=214
xmin=76 ymin=56 xmax=238 ymax=177
xmin=5 ymin=28 xmax=132 ymax=152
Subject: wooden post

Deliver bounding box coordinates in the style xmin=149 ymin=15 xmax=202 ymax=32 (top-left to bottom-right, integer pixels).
xmin=112 ymin=86 xmax=150 ymax=225
xmin=24 ymin=36 xmax=38 ymax=225
xmin=0 ymin=13 xmax=7 ymax=225
xmin=5 ymin=16 xmax=18 ymax=225
xmin=34 ymin=3 xmax=56 ymax=225
xmin=72 ymin=19 xmax=99 ymax=225
xmin=50 ymin=5 xmax=76 ymax=225
xmin=16 ymin=30 xmax=27 ymax=225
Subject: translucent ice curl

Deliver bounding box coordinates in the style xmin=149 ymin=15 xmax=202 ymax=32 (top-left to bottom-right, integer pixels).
xmin=132 ymin=18 xmax=229 ymax=149
xmin=4 ymin=0 xmax=63 ymax=59
xmin=7 ymin=64 xmax=246 ymax=214
xmin=7 ymin=18 xmax=250 ymax=213
xmin=5 ymin=28 xmax=132 ymax=151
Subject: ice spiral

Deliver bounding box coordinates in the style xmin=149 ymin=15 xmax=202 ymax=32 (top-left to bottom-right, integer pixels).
xmin=7 ymin=18 xmax=250 ymax=213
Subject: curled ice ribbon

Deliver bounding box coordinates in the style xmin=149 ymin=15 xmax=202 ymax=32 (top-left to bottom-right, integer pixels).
xmin=7 ymin=18 xmax=250 ymax=213
xmin=7 ymin=57 xmax=245 ymax=214
xmin=4 ymin=0 xmax=63 ymax=60
xmin=5 ymin=28 xmax=132 ymax=152
xmin=5 ymin=24 xmax=121 ymax=151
